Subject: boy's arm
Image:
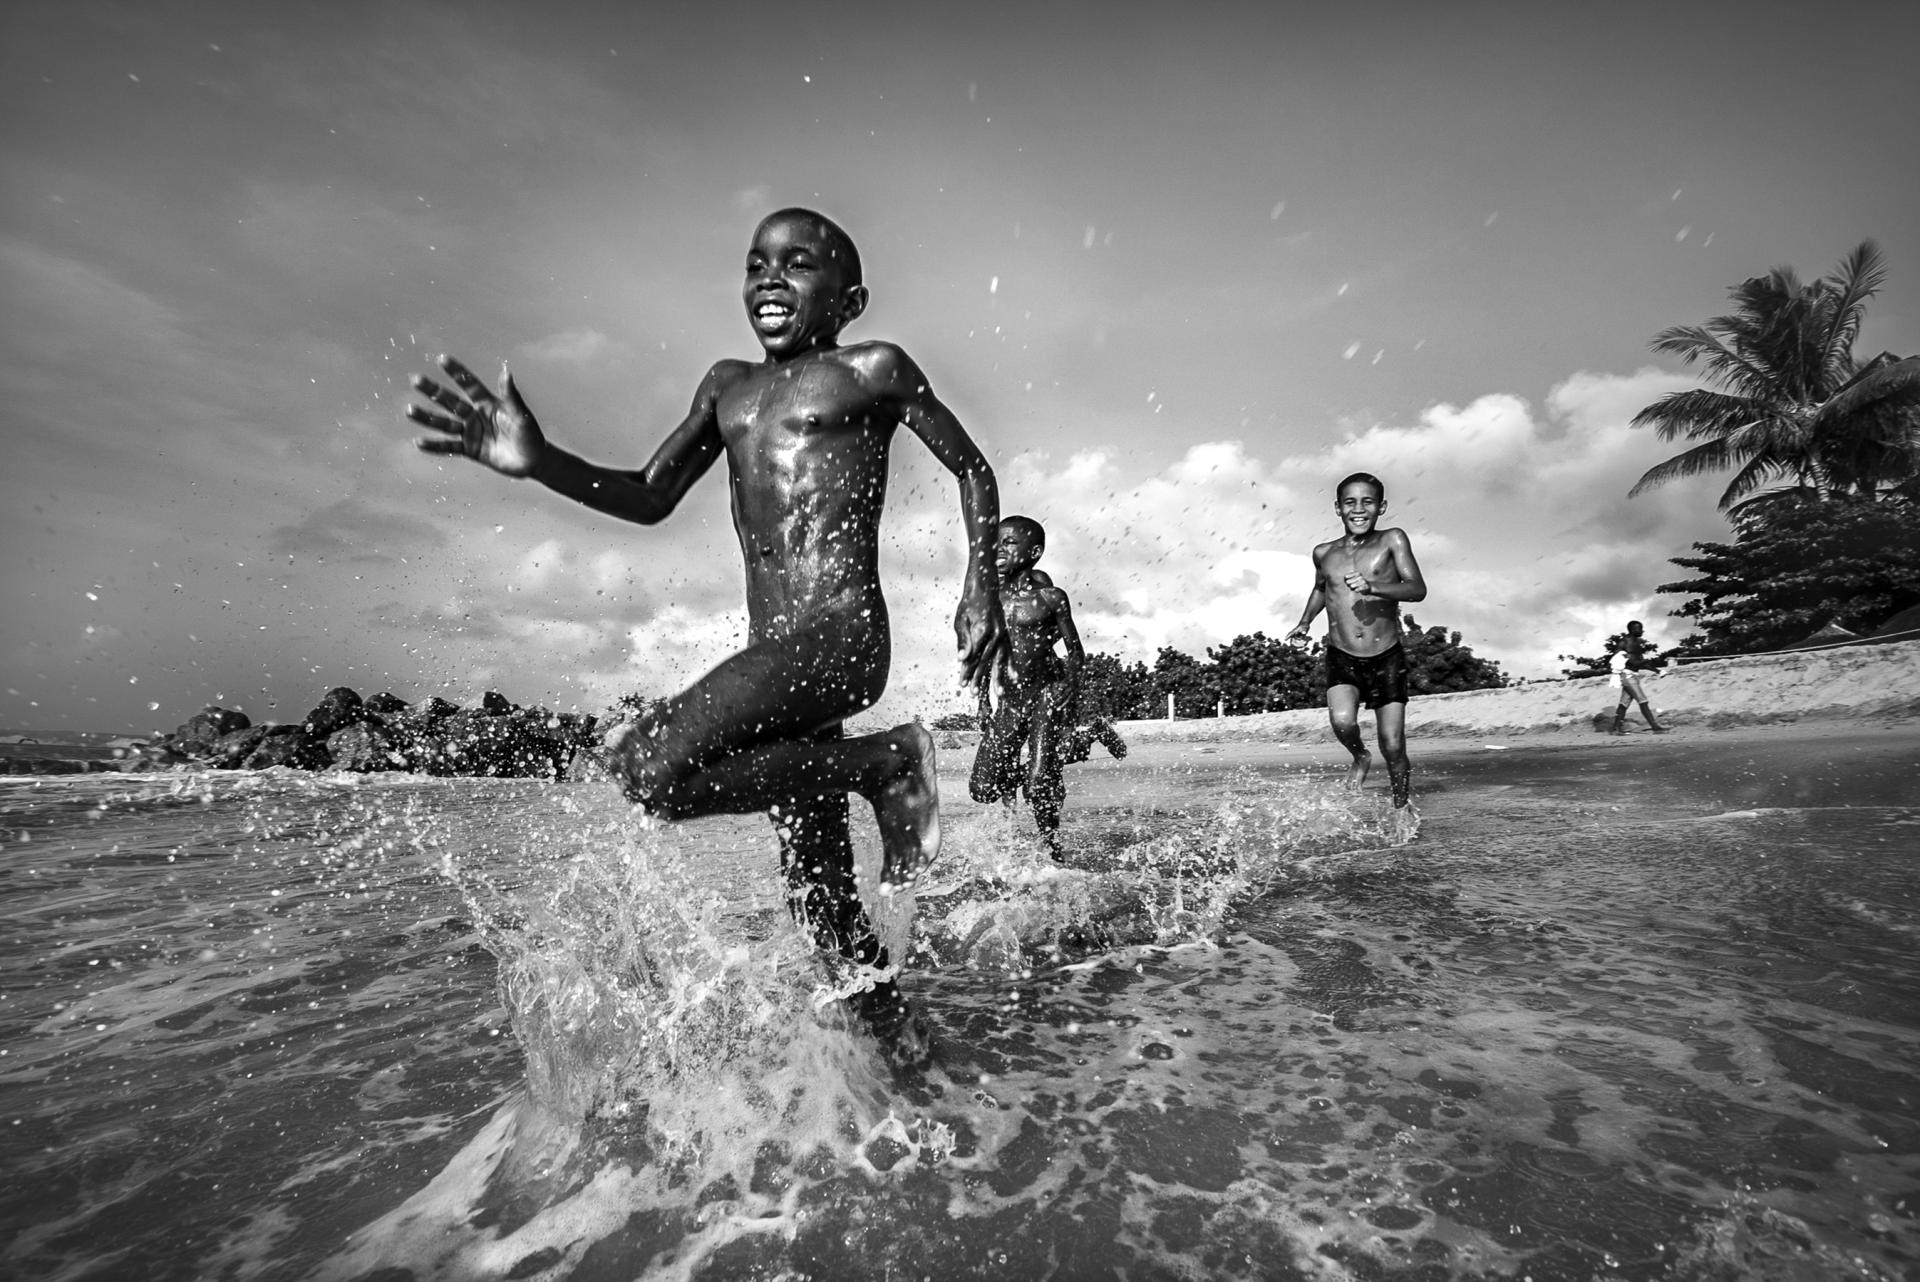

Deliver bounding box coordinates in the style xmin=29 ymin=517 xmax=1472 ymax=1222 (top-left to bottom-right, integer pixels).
xmin=407 ymin=355 xmax=726 ymax=526
xmin=1054 ymin=589 xmax=1086 ymax=720
xmin=1285 ymin=550 xmax=1328 ymax=644
xmin=866 ymin=345 xmax=1006 ymax=687
xmin=1349 ymin=529 xmax=1428 ymax=603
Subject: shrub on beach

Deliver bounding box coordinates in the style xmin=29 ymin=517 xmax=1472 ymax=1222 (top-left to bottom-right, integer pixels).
xmin=1661 ymin=493 xmax=1920 ymax=656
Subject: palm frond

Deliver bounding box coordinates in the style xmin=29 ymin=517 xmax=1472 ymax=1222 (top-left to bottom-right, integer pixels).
xmin=1716 ymin=452 xmax=1795 ymax=510
xmin=1629 ymin=388 xmax=1762 ymax=442
xmin=1628 ymin=436 xmax=1737 ymax=497
xmin=1818 ymin=239 xmax=1887 ymax=376
xmin=1647 ymin=324 xmax=1780 ymax=399
xmin=1817 ymin=353 xmax=1920 ymax=425
xmin=1813 ymin=354 xmax=1920 ymax=493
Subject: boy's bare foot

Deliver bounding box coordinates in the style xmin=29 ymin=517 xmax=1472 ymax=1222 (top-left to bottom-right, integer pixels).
xmin=1345 ymin=749 xmax=1372 ymax=791
xmin=876 ymin=724 xmax=940 ymax=892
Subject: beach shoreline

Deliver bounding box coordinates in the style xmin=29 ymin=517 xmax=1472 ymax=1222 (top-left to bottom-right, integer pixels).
xmin=1105 ymin=637 xmax=1920 ymax=746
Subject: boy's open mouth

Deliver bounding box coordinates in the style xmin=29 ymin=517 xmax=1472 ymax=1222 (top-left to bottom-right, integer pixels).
xmin=753 ymin=301 xmax=794 ymax=327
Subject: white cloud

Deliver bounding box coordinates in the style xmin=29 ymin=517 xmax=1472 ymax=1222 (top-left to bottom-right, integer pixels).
xmin=919 ymin=367 xmax=1738 ymax=687
xmin=519 ymin=327 xmax=620 ymax=366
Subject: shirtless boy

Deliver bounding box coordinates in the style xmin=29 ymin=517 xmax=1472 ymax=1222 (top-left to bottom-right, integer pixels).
xmin=1286 ymin=473 xmax=1428 ymax=808
xmin=969 ymin=516 xmax=1084 ymax=855
xmin=1608 ymin=620 xmax=1668 ymax=734
xmin=1021 ymin=568 xmax=1127 ymax=768
xmin=405 ymin=208 xmax=1004 ymax=1056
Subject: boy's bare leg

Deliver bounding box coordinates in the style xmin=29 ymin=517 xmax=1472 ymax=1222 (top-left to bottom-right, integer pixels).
xmin=1327 ymin=685 xmax=1371 ymax=789
xmin=611 ymin=616 xmax=940 ymax=887
xmin=1025 ymin=699 xmax=1067 ymax=857
xmin=1375 ymin=702 xmax=1411 ymax=808
xmin=768 ymin=779 xmax=930 ymax=1067
xmin=969 ymin=704 xmax=1021 ymax=804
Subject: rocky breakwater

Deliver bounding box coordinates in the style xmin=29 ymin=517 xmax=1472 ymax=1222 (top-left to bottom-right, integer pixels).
xmin=132 ymin=687 xmax=602 ymax=779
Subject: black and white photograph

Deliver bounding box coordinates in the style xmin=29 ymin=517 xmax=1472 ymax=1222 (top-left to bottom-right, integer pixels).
xmin=4 ymin=2 xmax=1917 ymax=1278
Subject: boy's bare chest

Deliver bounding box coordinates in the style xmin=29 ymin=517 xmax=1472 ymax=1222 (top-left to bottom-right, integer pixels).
xmin=717 ymin=361 xmax=881 ymax=448
xmin=1325 ymin=538 xmax=1392 ymax=582
xmin=1002 ymin=589 xmax=1057 ymax=631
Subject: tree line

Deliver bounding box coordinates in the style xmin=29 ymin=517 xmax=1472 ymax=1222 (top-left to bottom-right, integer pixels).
xmin=1067 ymin=617 xmax=1506 ymax=723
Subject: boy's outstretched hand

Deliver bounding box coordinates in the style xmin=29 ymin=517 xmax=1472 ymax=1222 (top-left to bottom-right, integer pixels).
xmin=955 ymin=587 xmax=1006 ymax=693
xmin=406 ymin=356 xmax=545 ymax=477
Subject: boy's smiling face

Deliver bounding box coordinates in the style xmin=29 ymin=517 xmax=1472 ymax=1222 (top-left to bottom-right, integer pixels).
xmin=1334 ymin=479 xmax=1385 ymax=536
xmin=743 ymin=214 xmax=867 ymax=359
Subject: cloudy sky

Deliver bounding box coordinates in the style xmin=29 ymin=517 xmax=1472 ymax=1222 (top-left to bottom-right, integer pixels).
xmin=4 ymin=1 xmax=1916 ymax=732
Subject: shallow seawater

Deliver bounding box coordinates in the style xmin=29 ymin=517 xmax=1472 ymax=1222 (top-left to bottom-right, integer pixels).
xmin=1 ymin=738 xmax=1916 ymax=1281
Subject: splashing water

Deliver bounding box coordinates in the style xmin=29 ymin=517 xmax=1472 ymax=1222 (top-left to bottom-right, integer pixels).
xmin=5 ymin=740 xmax=1914 ymax=1281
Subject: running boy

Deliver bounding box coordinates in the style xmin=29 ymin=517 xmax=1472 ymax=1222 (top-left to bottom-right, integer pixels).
xmin=1285 ymin=472 xmax=1427 ymax=808
xmin=405 ymin=208 xmax=1005 ymax=1055
xmin=969 ymin=516 xmax=1084 ymax=855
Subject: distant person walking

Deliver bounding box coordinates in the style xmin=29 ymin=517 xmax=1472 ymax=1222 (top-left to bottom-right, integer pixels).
xmin=1609 ymin=620 xmax=1668 ymax=734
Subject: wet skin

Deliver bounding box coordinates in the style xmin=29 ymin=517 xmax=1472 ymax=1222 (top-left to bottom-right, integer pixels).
xmin=1287 ymin=481 xmax=1428 ymax=805
xmin=405 ymin=211 xmax=1004 ymax=1061
xmin=970 ymin=522 xmax=1084 ymax=844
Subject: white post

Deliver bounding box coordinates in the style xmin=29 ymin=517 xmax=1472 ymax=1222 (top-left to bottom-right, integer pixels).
xmin=1166 ymin=693 xmax=1175 ymax=721
xmin=1216 ymin=698 xmax=1224 ymax=718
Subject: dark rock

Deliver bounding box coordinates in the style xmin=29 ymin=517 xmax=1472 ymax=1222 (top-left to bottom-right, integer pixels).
xmin=414 ymin=696 xmax=458 ymax=720
xmin=243 ymin=725 xmax=331 ymax=771
xmin=10 ymin=758 xmax=91 ymax=775
xmin=481 ymin=690 xmax=516 ymax=716
xmin=364 ymin=691 xmax=409 ymax=716
xmin=386 ymin=720 xmax=455 ymax=775
xmin=126 ymin=740 xmax=191 ymax=770
xmin=327 ymin=722 xmax=403 ymax=772
xmin=174 ymin=705 xmax=252 ymax=756
xmin=435 ymin=709 xmax=572 ymax=778
xmin=207 ymin=725 xmax=271 ymax=768
xmin=303 ymin=687 xmax=365 ymax=739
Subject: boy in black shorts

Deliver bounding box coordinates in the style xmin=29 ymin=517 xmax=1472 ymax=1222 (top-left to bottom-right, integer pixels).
xmin=404 ymin=208 xmax=1004 ymax=1065
xmin=1286 ymin=473 xmax=1428 ymax=808
xmin=970 ymin=517 xmax=1084 ymax=855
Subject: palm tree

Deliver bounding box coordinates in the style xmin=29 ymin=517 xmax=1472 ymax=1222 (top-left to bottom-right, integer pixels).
xmin=1629 ymin=240 xmax=1920 ymax=511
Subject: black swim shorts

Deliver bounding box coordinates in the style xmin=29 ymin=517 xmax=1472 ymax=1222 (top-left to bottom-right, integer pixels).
xmin=1325 ymin=642 xmax=1409 ymax=710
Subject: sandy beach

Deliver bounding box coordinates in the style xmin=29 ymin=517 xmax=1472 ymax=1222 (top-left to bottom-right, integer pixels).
xmin=1016 ymin=640 xmax=1920 ymax=837
xmin=1107 ymin=638 xmax=1920 ymax=747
